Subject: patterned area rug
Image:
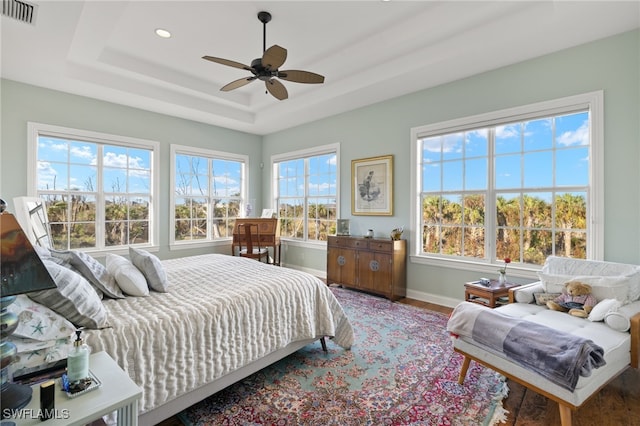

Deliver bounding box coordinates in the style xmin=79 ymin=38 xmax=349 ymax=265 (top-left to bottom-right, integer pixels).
xmin=179 ymin=287 xmax=508 ymax=425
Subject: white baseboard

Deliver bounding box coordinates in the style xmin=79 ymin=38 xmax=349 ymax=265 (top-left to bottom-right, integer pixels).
xmin=282 ymin=264 xmax=460 ymax=309
xmin=405 ymin=288 xmax=461 ymax=309
xmin=281 ymin=263 xmax=326 ymax=279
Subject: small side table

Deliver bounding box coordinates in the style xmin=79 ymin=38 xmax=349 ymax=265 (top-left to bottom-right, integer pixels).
xmin=464 ymin=280 xmax=520 ymax=308
xmin=12 ymin=351 xmax=142 ymax=426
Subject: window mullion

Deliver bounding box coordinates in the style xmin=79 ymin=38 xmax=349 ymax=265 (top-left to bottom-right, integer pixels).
xmin=96 ymin=144 xmax=105 ymax=250
xmin=304 ymin=158 xmax=310 ymax=240
xmin=207 ymin=158 xmax=213 ymax=240
xmin=487 ymin=128 xmax=496 ymax=263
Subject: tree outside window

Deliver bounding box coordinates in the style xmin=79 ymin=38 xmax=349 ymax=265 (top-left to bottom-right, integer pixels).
xmin=273 ymin=146 xmax=338 ymax=242
xmin=413 ymin=93 xmax=600 ymax=270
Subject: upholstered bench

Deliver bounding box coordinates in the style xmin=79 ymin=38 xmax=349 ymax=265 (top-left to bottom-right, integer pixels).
xmin=447 ymin=256 xmax=640 ymax=426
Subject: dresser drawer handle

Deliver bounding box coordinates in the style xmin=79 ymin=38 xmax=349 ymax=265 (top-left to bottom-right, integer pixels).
xmin=369 ymin=260 xmax=379 ymax=271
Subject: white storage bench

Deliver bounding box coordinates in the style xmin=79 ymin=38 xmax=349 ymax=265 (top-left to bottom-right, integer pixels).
xmin=447 ymin=256 xmax=640 ymax=426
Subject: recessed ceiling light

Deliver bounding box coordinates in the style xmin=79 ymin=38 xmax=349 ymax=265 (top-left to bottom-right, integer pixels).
xmin=155 ymin=28 xmax=171 ymax=38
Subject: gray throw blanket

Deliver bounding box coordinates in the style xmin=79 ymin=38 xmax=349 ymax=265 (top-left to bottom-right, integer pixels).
xmin=448 ymin=302 xmax=606 ymax=391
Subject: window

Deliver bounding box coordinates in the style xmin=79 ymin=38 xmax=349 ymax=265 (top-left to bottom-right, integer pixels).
xmin=170 ymin=145 xmax=247 ymax=246
xmin=272 ymin=144 xmax=339 ymax=242
xmin=27 ymin=122 xmax=159 ymax=251
xmin=410 ymin=92 xmax=603 ymax=271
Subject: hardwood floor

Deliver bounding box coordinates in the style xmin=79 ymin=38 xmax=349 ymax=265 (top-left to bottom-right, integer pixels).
xmin=156 ymin=296 xmax=639 ymax=426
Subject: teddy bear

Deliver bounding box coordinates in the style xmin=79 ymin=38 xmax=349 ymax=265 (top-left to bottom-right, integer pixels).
xmin=546 ymin=281 xmax=597 ymax=318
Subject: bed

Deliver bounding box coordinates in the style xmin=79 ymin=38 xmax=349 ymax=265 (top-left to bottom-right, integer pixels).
xmin=10 ymin=250 xmax=354 ymax=426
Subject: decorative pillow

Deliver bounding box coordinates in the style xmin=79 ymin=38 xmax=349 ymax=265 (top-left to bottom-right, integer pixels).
xmin=603 ymin=312 xmax=630 ymax=332
xmin=512 ymin=283 xmax=543 ymax=304
xmin=28 ymin=259 xmax=108 ymax=329
xmin=129 ymin=247 xmax=168 ymax=292
xmin=587 ymin=298 xmax=621 ymax=322
xmin=106 ymin=254 xmax=149 ymax=297
xmin=50 ymin=249 xmax=124 ymax=299
xmin=537 ymin=272 xmax=630 ymax=302
xmin=33 ymin=244 xmax=52 ymax=260
xmin=34 ymin=244 xmax=67 ymax=266
xmin=604 ymin=300 xmax=640 ymax=332
xmin=7 ymin=295 xmax=75 ymax=341
xmin=533 ymin=292 xmax=561 ymax=306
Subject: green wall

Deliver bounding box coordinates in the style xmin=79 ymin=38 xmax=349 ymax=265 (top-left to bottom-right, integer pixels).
xmin=2 ymin=29 xmax=638 ymax=306
xmin=262 ymin=29 xmax=640 ymax=305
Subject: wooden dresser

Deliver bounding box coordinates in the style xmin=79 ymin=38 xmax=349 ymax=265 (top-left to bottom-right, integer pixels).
xmin=327 ymin=235 xmax=406 ymax=301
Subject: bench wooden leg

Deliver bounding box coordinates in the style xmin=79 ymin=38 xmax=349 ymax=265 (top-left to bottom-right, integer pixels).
xmin=559 ymin=403 xmax=572 ymax=426
xmin=320 ymin=336 xmax=327 ymax=352
xmin=458 ymin=356 xmax=471 ymax=385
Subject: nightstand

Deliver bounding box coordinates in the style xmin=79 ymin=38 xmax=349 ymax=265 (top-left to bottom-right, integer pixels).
xmin=10 ymin=351 xmax=141 ymax=426
xmin=464 ymin=280 xmax=520 ymax=308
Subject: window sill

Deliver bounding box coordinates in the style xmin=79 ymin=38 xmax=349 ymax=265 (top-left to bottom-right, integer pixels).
xmin=281 ymin=239 xmax=327 ymax=250
xmin=170 ymin=239 xmax=232 ymax=251
xmin=409 ymin=254 xmax=540 ymax=281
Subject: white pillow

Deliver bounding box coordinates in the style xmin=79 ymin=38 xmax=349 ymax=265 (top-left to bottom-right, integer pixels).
xmin=537 ymin=272 xmax=629 ymax=302
xmin=7 ymin=295 xmax=75 ymax=341
xmin=587 ymin=298 xmax=621 ymax=322
xmin=604 ymin=300 xmax=640 ymax=332
xmin=129 ymin=247 xmax=168 ymax=292
xmin=106 ymin=254 xmax=149 ymax=297
xmin=604 ymin=312 xmax=630 ymax=332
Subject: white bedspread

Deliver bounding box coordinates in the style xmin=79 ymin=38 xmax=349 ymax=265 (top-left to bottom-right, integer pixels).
xmin=84 ymin=254 xmax=354 ymax=414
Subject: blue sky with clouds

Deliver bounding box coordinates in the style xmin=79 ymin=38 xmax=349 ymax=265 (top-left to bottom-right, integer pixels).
xmin=420 ymin=111 xmax=589 ymax=199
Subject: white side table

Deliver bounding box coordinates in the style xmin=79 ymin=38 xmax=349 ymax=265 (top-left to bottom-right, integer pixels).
xmin=10 ymin=351 xmax=142 ymax=426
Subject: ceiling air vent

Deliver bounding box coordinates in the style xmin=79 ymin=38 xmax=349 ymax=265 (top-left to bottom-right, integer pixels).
xmin=2 ymin=0 xmax=37 ymax=25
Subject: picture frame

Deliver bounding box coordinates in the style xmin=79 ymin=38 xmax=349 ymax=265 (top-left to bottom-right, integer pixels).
xmin=337 ymin=219 xmax=350 ymax=236
xmin=261 ymin=209 xmax=276 ymax=218
xmin=351 ymin=155 xmax=393 ymax=216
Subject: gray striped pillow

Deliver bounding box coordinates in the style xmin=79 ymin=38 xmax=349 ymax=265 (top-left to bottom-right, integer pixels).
xmin=50 ymin=249 xmax=124 ymax=299
xmin=28 ymin=259 xmax=108 ymax=329
xmin=129 ymin=247 xmax=168 ymax=292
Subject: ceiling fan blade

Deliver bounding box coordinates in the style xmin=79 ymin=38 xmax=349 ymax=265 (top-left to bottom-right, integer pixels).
xmin=221 ymin=76 xmax=257 ymax=92
xmin=278 ymin=70 xmax=325 ymax=84
xmin=262 ymin=45 xmax=287 ymax=71
xmin=265 ymin=79 xmax=288 ymax=100
xmin=202 ymin=56 xmax=253 ymax=72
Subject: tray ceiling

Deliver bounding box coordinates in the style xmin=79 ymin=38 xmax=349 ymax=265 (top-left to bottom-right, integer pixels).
xmin=2 ymin=1 xmax=638 ymax=135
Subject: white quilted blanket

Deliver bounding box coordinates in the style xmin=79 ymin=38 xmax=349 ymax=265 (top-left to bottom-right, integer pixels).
xmin=85 ymin=254 xmax=354 ymax=414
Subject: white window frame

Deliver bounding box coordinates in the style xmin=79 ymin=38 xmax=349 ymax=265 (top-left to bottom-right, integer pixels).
xmin=27 ymin=122 xmax=160 ymax=254
xmin=170 ymin=144 xmax=248 ymax=250
xmin=271 ymin=143 xmax=340 ymax=248
xmin=409 ymin=91 xmax=604 ymax=278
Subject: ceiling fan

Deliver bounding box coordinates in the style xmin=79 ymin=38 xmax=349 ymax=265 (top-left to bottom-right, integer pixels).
xmin=202 ymin=11 xmax=325 ymax=101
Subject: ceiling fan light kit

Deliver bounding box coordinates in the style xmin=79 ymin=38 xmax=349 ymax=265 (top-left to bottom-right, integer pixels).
xmin=202 ymin=11 xmax=324 ymax=101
